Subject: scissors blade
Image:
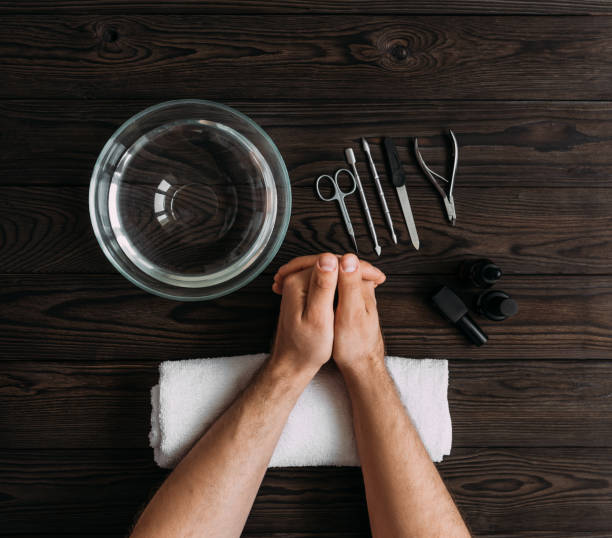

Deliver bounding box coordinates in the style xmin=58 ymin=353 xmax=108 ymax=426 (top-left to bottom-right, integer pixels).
xmin=396 ymin=186 xmax=420 ymax=250
xmin=350 ymin=233 xmax=359 ymax=254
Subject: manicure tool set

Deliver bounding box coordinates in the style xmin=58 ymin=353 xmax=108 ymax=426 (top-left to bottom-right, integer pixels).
xmin=316 ymin=130 xmax=459 ymax=256
xmin=315 ymin=132 xmax=519 ymax=346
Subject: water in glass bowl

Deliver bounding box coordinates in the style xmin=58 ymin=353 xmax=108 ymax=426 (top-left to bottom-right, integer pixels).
xmin=107 ymin=119 xmax=277 ymax=287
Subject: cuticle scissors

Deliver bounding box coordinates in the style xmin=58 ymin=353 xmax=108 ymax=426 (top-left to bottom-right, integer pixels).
xmin=315 ymin=168 xmax=359 ymax=253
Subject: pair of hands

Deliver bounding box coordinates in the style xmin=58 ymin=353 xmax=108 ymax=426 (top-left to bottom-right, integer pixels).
xmin=271 ymin=253 xmax=386 ymax=376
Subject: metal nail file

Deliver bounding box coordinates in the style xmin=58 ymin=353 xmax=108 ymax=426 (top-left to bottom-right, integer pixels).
xmin=382 ymin=137 xmax=420 ymax=250
xmin=361 ymin=137 xmax=397 ymax=244
xmin=345 ymin=147 xmax=381 ymax=256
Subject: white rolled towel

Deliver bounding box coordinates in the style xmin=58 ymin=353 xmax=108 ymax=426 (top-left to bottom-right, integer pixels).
xmin=150 ymin=354 xmax=452 ymax=468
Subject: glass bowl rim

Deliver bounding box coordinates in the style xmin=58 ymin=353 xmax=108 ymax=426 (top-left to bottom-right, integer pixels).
xmin=89 ymin=98 xmax=292 ymax=301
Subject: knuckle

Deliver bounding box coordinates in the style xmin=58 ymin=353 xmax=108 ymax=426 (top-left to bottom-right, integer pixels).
xmin=283 ymin=272 xmax=301 ymax=289
xmin=309 ymin=316 xmax=326 ymax=331
xmin=313 ymin=271 xmax=336 ymax=290
xmin=339 ymin=273 xmax=359 ymax=288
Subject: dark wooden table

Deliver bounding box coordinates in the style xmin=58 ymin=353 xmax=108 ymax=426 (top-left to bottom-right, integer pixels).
xmin=2 ymin=2 xmax=612 ymax=536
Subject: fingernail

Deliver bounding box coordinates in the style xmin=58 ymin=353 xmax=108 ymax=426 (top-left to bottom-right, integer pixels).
xmin=318 ymin=253 xmax=338 ymax=272
xmin=341 ymin=255 xmax=358 ymax=273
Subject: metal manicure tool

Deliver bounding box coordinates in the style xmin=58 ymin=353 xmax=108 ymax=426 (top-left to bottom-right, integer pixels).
xmin=345 ymin=147 xmax=381 ymax=256
xmin=382 ymin=137 xmax=420 ymax=250
xmin=315 ymin=168 xmax=359 ymax=253
xmin=414 ymin=129 xmax=459 ymax=226
xmin=361 ymin=137 xmax=397 ymax=244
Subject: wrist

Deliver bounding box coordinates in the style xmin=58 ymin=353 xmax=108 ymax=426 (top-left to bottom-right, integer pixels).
xmin=336 ymin=352 xmax=386 ymax=383
xmin=267 ymin=351 xmax=320 ymax=386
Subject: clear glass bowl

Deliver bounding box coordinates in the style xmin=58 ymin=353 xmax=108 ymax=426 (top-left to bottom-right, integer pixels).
xmin=89 ymin=100 xmax=291 ymax=300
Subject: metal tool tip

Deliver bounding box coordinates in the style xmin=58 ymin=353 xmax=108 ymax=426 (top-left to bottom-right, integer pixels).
xmin=344 ymin=147 xmax=356 ymax=164
xmin=361 ymin=137 xmax=369 ymax=150
xmin=375 ymin=245 xmax=382 ymax=256
xmin=414 ymin=240 xmax=420 ymax=251
xmin=392 ymin=233 xmax=398 ymax=244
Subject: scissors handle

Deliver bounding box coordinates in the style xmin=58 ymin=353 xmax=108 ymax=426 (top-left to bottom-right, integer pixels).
xmin=315 ymin=174 xmax=337 ymax=202
xmin=334 ymin=168 xmax=357 ymax=197
xmin=315 ymin=169 xmax=357 ymax=202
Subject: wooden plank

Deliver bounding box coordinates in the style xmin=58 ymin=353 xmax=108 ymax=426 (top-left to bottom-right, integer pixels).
xmin=1 ymin=360 xmax=612 ymax=449
xmin=439 ymin=448 xmax=612 ymax=535
xmin=0 ymin=448 xmax=610 ymax=535
xmin=3 ymin=16 xmax=612 ymax=100
xmin=449 ymin=361 xmax=612 ymax=448
xmin=0 ymin=361 xmax=158 ymax=449
xmin=2 ymin=184 xmax=611 ymax=274
xmin=1 ymin=274 xmax=611 ymax=360
xmin=4 ymin=100 xmax=612 ymax=188
xmin=1 ymin=1 xmax=611 ymax=15
xmin=284 ymin=186 xmax=612 ymax=274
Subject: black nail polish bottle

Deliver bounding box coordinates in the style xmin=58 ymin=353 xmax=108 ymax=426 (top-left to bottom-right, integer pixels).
xmin=477 ymin=290 xmax=518 ymax=321
xmin=460 ymin=259 xmax=502 ymax=288
xmin=432 ymin=286 xmax=488 ymax=346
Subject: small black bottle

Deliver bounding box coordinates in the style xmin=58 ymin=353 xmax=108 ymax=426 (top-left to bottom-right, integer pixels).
xmin=432 ymin=286 xmax=488 ymax=346
xmin=460 ymin=258 xmax=502 ymax=288
xmin=477 ymin=290 xmax=518 ymax=321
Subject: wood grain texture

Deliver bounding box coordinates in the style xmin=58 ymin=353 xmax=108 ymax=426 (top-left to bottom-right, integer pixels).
xmin=4 ymin=100 xmax=612 ymax=188
xmin=3 ymin=184 xmax=611 ymax=274
xmin=0 ymin=448 xmax=610 ymax=535
xmin=440 ymin=448 xmax=612 ymax=535
xmin=2 ymin=2 xmax=612 ymax=535
xmin=3 ymin=15 xmax=612 ymax=100
xmin=2 ymin=360 xmax=612 ymax=450
xmin=2 ymin=0 xmax=611 ymax=15
xmin=1 ymin=274 xmax=611 ymax=361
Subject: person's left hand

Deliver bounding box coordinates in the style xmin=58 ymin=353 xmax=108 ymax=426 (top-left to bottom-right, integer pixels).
xmin=271 ymin=252 xmax=339 ymax=376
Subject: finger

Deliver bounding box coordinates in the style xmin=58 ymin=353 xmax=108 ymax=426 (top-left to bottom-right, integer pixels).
xmin=272 ymin=255 xmax=320 ymax=295
xmin=273 ymin=254 xmax=385 ymax=294
xmin=359 ymin=260 xmax=386 ymax=288
xmin=274 ymin=254 xmax=384 ymax=283
xmin=337 ymin=253 xmax=365 ymax=313
xmin=279 ymin=269 xmax=310 ymax=319
xmin=274 ymin=255 xmax=320 ymax=282
xmin=304 ymin=253 xmax=339 ymax=321
xmin=362 ymin=280 xmax=378 ymax=314
xmin=371 ymin=265 xmax=387 ymax=287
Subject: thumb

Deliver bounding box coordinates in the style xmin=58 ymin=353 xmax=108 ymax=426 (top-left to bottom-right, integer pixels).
xmin=304 ymin=253 xmax=339 ymax=321
xmin=337 ymin=253 xmax=364 ymax=314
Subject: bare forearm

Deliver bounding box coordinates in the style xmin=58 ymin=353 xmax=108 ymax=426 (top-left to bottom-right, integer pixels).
xmin=132 ymin=356 xmax=316 ymax=538
xmin=341 ymin=360 xmax=469 ymax=538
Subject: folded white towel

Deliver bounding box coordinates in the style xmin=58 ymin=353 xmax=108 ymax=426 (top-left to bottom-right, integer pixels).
xmin=150 ymin=354 xmax=451 ymax=468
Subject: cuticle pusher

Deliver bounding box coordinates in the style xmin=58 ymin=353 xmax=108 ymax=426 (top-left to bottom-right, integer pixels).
xmin=361 ymin=137 xmax=397 ymax=244
xmin=345 ymin=147 xmax=381 ymax=256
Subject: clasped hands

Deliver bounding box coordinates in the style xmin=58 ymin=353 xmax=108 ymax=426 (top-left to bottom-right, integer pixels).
xmin=271 ymin=252 xmax=386 ymax=378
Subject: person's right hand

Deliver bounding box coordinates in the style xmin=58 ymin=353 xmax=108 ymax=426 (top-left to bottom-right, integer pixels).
xmin=333 ymin=253 xmax=385 ymax=375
